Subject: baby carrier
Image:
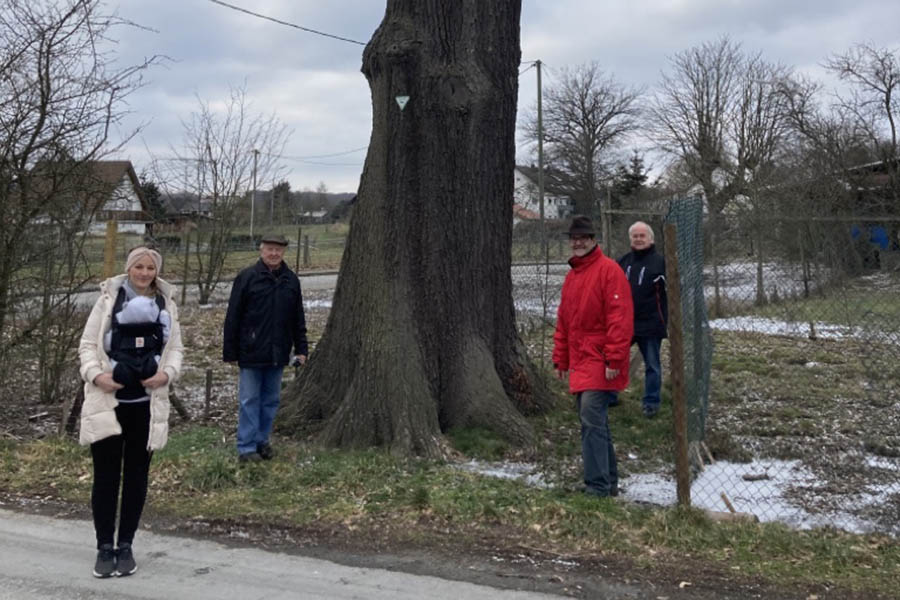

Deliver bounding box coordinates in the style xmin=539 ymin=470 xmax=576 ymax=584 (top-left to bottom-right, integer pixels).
xmin=109 ymin=287 xmax=166 ymax=400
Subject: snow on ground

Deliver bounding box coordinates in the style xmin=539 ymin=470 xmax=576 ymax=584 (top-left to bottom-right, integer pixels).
xmin=625 ymin=459 xmax=899 ymax=535
xmin=455 ymin=460 xmax=549 ymax=488
xmin=710 ymin=316 xmax=855 ymax=339
xmin=706 ymin=260 xmax=820 ymax=302
xmin=709 ymin=315 xmax=899 ymax=343
xmin=459 ymin=457 xmax=899 ymax=536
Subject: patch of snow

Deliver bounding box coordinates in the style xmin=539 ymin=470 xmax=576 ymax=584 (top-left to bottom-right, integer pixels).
xmin=304 ymin=299 xmax=333 ymax=309
xmin=625 ymin=459 xmax=898 ymax=535
xmin=706 ymin=261 xmax=825 ymax=302
xmin=866 ymin=455 xmax=900 ymax=471
xmin=454 ymin=460 xmax=549 ymax=488
xmin=460 ymin=458 xmax=899 ymax=536
xmin=709 ymin=315 xmax=892 ymax=342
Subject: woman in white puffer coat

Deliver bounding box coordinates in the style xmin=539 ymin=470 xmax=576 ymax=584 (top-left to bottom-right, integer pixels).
xmin=78 ymin=246 xmax=183 ymax=579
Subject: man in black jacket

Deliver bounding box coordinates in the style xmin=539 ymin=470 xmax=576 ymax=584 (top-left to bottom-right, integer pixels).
xmin=223 ymin=234 xmax=308 ymax=462
xmin=618 ymin=222 xmax=668 ymax=419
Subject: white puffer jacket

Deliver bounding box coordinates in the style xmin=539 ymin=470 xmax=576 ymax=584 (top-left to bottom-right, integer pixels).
xmin=78 ymin=274 xmax=184 ymax=450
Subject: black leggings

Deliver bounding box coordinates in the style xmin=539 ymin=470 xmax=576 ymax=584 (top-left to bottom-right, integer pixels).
xmin=90 ymin=401 xmax=153 ymax=548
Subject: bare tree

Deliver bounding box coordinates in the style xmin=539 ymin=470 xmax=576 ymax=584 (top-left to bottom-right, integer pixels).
xmin=825 ymin=43 xmax=900 ymax=205
xmin=521 ymin=62 xmax=643 ymax=218
xmin=280 ymin=0 xmax=553 ymax=457
xmin=649 ymin=38 xmax=790 ymax=314
xmin=0 ymin=0 xmax=156 ymax=397
xmin=734 ymin=57 xmax=792 ymax=304
xmin=153 ymin=86 xmax=290 ymax=304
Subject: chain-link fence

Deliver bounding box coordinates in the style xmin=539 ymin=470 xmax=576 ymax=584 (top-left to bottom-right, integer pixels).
xmin=514 ymin=198 xmax=900 ymax=536
xmin=669 ymin=203 xmax=900 ymax=534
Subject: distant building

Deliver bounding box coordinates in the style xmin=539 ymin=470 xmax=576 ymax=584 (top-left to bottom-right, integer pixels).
xmin=27 ymin=160 xmax=151 ymax=235
xmin=514 ymin=165 xmax=573 ymax=220
xmin=85 ymin=161 xmax=150 ymax=235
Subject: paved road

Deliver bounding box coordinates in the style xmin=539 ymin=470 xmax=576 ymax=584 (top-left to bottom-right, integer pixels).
xmin=0 ymin=509 xmax=564 ymax=600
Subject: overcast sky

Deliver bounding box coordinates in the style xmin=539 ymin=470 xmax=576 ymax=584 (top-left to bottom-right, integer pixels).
xmin=108 ymin=0 xmax=900 ymax=193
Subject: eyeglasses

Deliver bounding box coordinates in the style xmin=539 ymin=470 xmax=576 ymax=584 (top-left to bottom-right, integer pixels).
xmin=569 ymin=235 xmax=593 ymax=242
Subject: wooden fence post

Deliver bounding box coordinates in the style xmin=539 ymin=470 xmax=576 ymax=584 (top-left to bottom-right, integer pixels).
xmin=102 ymin=220 xmax=118 ymax=278
xmin=303 ymin=235 xmax=310 ymax=267
xmin=295 ymin=226 xmax=302 ymax=272
xmin=204 ymin=368 xmax=212 ymax=421
xmin=664 ymin=223 xmax=691 ymax=507
xmin=181 ymin=227 xmax=190 ymax=307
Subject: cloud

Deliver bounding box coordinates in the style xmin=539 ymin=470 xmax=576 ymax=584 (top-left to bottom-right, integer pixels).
xmin=100 ymin=0 xmax=900 ymax=191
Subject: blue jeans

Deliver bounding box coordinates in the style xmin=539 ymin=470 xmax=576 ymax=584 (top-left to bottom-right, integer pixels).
xmin=237 ymin=366 xmax=284 ymax=455
xmin=577 ymin=390 xmax=618 ymax=496
xmin=636 ymin=337 xmax=662 ymax=410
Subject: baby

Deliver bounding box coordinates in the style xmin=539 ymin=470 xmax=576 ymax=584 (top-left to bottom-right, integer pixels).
xmin=104 ymin=289 xmax=172 ymax=401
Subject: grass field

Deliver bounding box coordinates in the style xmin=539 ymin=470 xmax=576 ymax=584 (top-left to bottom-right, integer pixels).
xmin=2 ymin=258 xmax=899 ymax=597
xmin=3 ymin=283 xmax=900 ymax=597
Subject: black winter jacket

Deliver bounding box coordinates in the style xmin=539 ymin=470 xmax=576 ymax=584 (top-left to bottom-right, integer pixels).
xmin=618 ymin=245 xmax=668 ymax=339
xmin=223 ymin=259 xmax=308 ymax=367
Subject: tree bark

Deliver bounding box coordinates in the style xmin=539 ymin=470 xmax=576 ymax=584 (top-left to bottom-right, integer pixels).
xmin=278 ymin=0 xmax=552 ymax=457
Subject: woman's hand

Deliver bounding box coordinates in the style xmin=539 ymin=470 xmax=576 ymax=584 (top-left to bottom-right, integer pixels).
xmin=93 ymin=372 xmax=124 ymax=393
xmin=141 ymin=371 xmax=169 ymax=389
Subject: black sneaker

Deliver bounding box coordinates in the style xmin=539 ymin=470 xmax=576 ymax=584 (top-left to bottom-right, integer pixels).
xmin=238 ymin=451 xmax=263 ymax=463
xmin=93 ymin=543 xmax=116 ymax=578
xmin=643 ymin=405 xmax=659 ymax=419
xmin=115 ymin=542 xmax=137 ymax=577
xmin=257 ymin=442 xmax=274 ymax=460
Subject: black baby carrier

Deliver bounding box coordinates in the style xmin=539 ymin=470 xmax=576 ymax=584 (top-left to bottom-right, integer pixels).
xmin=109 ymin=287 xmax=166 ymax=400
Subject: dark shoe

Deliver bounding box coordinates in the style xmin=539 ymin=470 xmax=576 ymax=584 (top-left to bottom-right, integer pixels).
xmin=238 ymin=452 xmax=263 ymax=463
xmin=115 ymin=542 xmax=137 ymax=577
xmin=643 ymin=404 xmax=659 ymax=419
xmin=93 ymin=543 xmax=116 ymax=578
xmin=257 ymin=442 xmax=274 ymax=460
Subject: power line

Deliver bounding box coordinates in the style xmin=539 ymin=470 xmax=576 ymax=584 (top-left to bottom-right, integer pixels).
xmin=208 ymin=0 xmax=367 ymax=46
xmin=288 ymin=160 xmax=363 ymax=167
xmin=261 ymin=146 xmax=368 ymax=160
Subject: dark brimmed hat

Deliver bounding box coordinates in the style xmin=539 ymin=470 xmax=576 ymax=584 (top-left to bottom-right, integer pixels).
xmin=260 ymin=233 xmax=288 ymax=246
xmin=566 ymin=215 xmax=595 ymax=237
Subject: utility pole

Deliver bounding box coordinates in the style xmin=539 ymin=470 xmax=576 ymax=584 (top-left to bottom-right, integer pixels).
xmin=250 ymin=149 xmax=259 ymax=241
xmin=536 ymin=60 xmax=548 ymax=263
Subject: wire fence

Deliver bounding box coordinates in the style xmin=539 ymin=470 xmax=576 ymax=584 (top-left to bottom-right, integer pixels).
xmin=511 ymin=198 xmax=900 ymax=535
xmin=684 ymin=210 xmax=900 ymax=535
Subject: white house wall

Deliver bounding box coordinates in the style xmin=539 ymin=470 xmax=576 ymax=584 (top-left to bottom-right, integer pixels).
xmin=102 ymin=177 xmax=142 ymax=212
xmin=88 ymin=174 xmax=146 ymax=235
xmin=513 ymin=170 xmax=571 ymax=219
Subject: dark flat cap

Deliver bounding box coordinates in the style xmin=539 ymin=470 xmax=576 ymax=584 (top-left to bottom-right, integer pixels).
xmin=260 ymin=233 xmax=288 ymax=246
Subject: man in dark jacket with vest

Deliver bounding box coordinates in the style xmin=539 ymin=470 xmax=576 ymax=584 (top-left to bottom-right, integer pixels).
xmin=224 ymin=234 xmax=308 ymax=462
xmin=618 ymin=221 xmax=668 ymax=419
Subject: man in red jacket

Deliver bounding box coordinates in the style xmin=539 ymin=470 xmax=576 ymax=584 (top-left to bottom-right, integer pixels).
xmin=553 ymin=216 xmax=634 ymax=498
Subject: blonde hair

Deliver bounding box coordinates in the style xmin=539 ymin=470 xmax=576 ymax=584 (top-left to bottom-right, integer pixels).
xmin=125 ymin=246 xmax=163 ymax=274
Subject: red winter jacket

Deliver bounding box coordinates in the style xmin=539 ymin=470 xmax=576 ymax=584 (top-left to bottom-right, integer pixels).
xmin=553 ymin=246 xmax=634 ymax=393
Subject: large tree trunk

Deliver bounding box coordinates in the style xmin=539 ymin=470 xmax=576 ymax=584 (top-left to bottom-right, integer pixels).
xmin=278 ymin=0 xmax=552 ymax=457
